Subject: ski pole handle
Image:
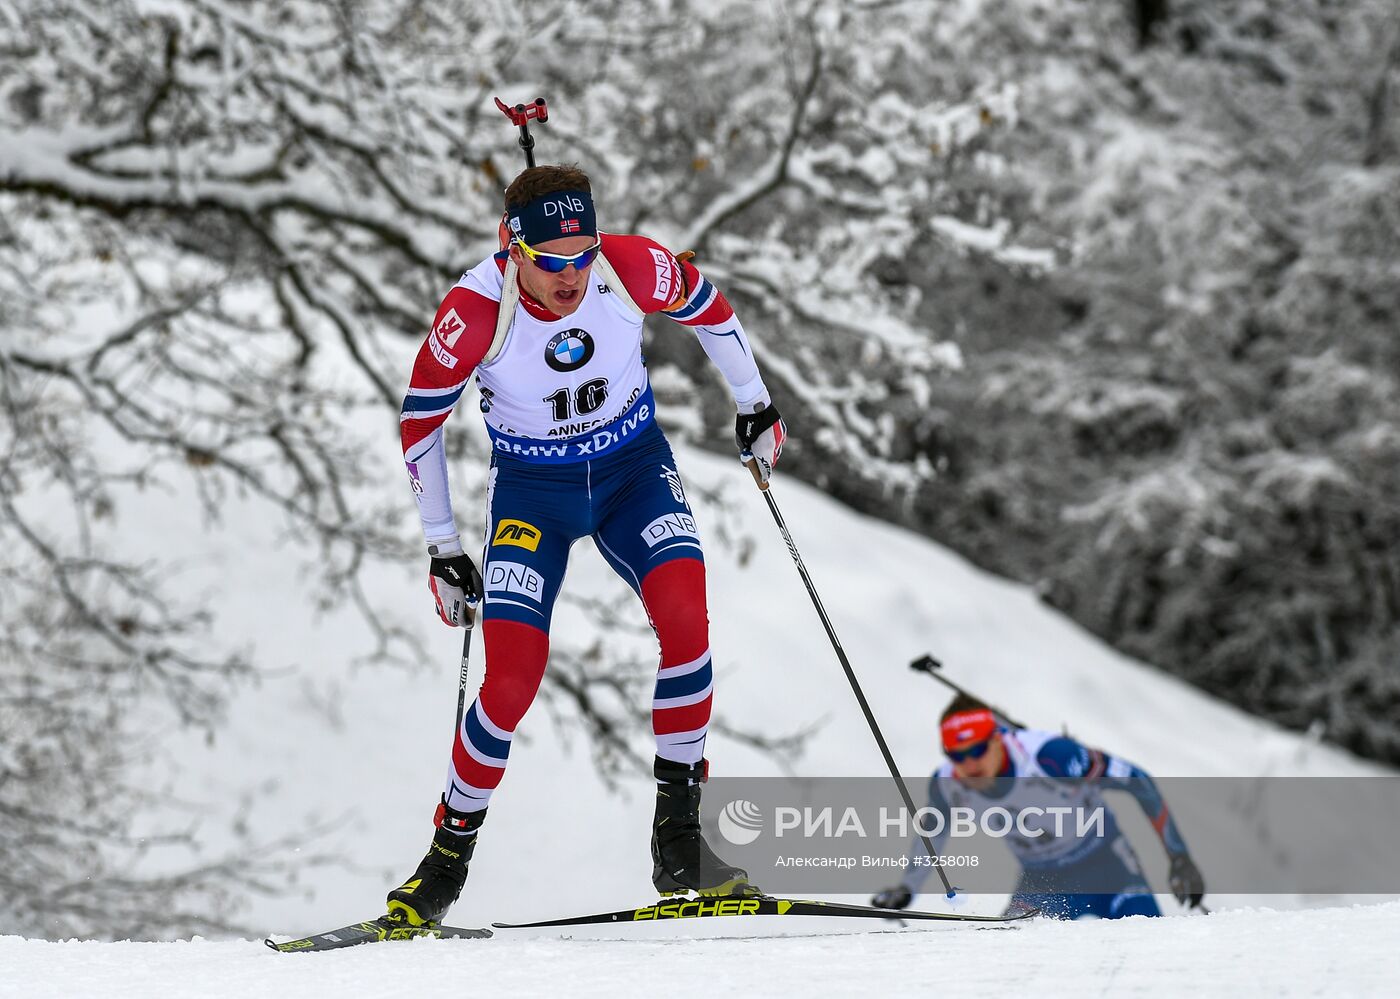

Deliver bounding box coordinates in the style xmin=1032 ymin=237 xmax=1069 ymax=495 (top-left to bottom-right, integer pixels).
xmin=743 ymin=455 xmax=770 ymax=492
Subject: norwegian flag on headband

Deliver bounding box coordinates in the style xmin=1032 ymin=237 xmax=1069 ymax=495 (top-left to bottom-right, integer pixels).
xmin=560 ymin=218 xmax=581 ymax=234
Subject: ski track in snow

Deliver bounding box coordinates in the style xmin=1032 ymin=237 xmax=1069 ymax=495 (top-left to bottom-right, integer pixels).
xmin=4 ymin=902 xmax=1398 ymax=998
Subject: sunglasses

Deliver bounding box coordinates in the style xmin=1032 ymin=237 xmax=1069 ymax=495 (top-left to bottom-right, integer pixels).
xmin=515 ymin=236 xmax=601 ymax=273
xmin=947 ymin=739 xmax=993 ymax=763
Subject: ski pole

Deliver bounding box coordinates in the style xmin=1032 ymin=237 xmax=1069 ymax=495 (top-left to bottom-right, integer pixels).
xmin=909 ymin=654 xmax=1028 ymax=730
xmin=494 ymin=96 xmax=549 ymax=168
xmin=745 ymin=460 xmax=955 ymax=896
xmin=452 ymin=605 xmax=478 ymax=744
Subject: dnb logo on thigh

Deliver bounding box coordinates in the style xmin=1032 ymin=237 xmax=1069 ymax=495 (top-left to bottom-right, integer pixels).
xmin=642 ymin=512 xmax=700 ymax=548
xmin=485 ymin=561 xmax=545 ymax=600
xmin=545 ymin=329 xmax=595 ymax=372
xmin=493 ymin=518 xmax=541 ymax=551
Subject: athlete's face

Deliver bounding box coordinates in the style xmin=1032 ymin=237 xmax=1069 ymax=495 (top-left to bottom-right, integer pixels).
xmin=949 ymin=731 xmax=1005 ymax=790
xmin=509 ymin=235 xmax=597 ymax=317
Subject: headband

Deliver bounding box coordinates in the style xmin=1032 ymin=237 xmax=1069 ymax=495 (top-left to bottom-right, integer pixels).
xmin=506 ymin=189 xmax=596 ymax=246
xmin=941 ymin=709 xmax=997 ymax=751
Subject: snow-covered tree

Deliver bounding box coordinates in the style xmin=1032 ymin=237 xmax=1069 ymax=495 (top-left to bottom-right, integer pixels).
xmin=1 ymin=0 xmax=1019 ymax=934
xmin=6 ymin=0 xmax=1394 ymax=937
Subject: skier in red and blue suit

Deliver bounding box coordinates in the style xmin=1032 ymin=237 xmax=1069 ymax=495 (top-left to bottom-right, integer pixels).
xmin=872 ymin=695 xmax=1208 ymax=919
xmin=385 ymin=164 xmax=786 ymax=926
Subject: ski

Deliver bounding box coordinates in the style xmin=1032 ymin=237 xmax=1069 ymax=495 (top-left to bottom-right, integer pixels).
xmin=265 ymin=916 xmax=492 ymax=953
xmin=491 ymin=895 xmax=1035 ymax=929
xmin=267 ymin=896 xmax=1030 ymax=949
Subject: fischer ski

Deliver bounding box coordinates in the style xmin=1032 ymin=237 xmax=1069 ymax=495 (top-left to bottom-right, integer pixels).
xmin=491 ymin=895 xmax=1035 ymax=929
xmin=265 ymin=916 xmax=492 ymax=953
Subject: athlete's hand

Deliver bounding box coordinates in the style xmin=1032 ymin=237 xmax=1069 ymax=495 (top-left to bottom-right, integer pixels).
xmin=1168 ymin=852 xmax=1206 ymax=909
xmin=427 ymin=535 xmax=482 ymax=627
xmin=736 ymin=401 xmax=786 ymax=487
xmin=870 ymin=886 xmax=912 ymax=910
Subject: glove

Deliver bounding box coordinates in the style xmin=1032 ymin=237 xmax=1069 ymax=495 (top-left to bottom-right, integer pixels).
xmin=735 ymin=402 xmax=786 ymax=485
xmin=427 ymin=535 xmax=482 ymax=627
xmin=1168 ymin=852 xmax=1205 ymax=909
xmin=870 ymin=885 xmax=912 ymax=910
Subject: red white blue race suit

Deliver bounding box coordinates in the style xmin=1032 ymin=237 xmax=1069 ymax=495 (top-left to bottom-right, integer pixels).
xmin=899 ymin=729 xmax=1194 ymax=918
xmin=400 ymin=233 xmax=769 ymax=812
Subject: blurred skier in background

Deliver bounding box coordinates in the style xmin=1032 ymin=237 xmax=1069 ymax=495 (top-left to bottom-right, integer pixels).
xmin=871 ymin=694 xmax=1207 ymax=919
xmin=384 ymin=163 xmax=786 ymax=926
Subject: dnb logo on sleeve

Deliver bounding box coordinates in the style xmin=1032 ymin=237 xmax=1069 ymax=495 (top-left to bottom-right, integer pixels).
xmin=545 ymin=329 xmax=595 ymax=372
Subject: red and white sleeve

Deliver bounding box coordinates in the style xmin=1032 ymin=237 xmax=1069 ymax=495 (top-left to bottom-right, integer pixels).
xmin=601 ymin=233 xmax=770 ymax=412
xmin=400 ymin=285 xmax=496 ymax=545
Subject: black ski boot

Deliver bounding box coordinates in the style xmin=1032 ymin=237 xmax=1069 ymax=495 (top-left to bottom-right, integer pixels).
xmin=651 ymin=757 xmax=760 ymax=897
xmin=384 ymin=800 xmax=486 ymax=926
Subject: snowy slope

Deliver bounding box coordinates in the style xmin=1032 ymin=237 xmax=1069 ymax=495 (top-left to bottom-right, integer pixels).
xmin=78 ymin=426 xmax=1397 ymax=931
xmin=8 ymin=424 xmax=1400 ymax=993
xmin=5 ymin=903 xmax=1399 ymax=999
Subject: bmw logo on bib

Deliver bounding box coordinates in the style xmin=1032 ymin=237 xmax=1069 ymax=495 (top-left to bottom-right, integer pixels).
xmin=545 ymin=329 xmax=595 ymax=372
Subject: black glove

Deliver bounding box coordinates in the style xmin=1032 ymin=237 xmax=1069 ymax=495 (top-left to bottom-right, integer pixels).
xmin=427 ymin=536 xmax=482 ymax=627
xmin=870 ymin=885 xmax=912 ymax=910
xmin=1168 ymin=852 xmax=1206 ymax=909
xmin=735 ymin=403 xmax=786 ymax=485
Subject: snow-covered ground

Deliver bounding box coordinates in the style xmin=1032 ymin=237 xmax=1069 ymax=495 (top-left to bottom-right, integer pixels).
xmin=7 ymin=433 xmax=1399 ymax=995
xmin=5 ymin=902 xmax=1399 ymax=999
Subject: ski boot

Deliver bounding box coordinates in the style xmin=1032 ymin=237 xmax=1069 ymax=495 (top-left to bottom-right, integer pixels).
xmin=384 ymin=800 xmax=486 ymax=926
xmin=651 ymin=757 xmax=760 ymax=897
